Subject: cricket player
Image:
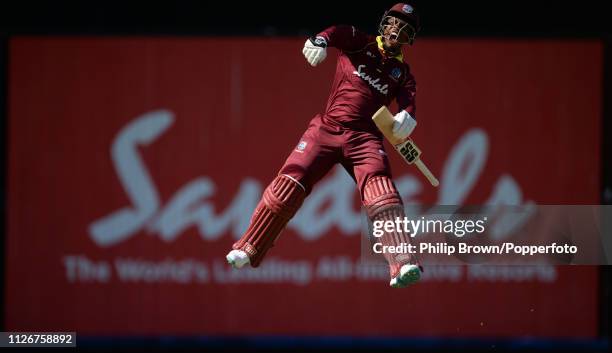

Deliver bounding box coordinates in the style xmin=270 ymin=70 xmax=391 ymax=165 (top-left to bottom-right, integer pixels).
xmin=227 ymin=3 xmax=423 ymax=287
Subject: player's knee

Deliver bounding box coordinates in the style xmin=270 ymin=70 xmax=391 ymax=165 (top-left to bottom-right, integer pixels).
xmin=278 ymin=164 xmax=311 ymax=193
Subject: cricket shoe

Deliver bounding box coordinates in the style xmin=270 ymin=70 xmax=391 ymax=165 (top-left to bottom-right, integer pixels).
xmin=226 ymin=249 xmax=250 ymax=269
xmin=389 ymin=263 xmax=422 ymax=288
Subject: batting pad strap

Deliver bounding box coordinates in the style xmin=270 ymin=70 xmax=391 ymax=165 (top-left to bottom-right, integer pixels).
xmin=363 ymin=176 xmax=403 ymax=218
xmin=281 ymin=174 xmax=306 ymax=192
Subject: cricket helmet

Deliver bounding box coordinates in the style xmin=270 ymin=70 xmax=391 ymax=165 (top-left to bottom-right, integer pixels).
xmin=378 ymin=3 xmax=421 ymax=45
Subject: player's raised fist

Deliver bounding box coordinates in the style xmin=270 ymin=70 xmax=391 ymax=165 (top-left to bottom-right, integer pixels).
xmin=302 ymin=36 xmax=327 ymax=67
xmin=392 ymin=110 xmax=417 ymax=140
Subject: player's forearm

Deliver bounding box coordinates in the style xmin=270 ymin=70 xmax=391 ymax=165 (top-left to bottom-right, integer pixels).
xmin=316 ymin=25 xmax=361 ymax=51
xmin=397 ymin=84 xmax=417 ymax=118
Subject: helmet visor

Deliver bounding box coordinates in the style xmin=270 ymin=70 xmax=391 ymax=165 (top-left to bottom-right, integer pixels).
xmin=379 ymin=15 xmax=416 ymax=45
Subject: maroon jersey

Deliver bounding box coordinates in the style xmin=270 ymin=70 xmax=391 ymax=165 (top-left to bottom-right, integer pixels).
xmin=316 ymin=25 xmax=417 ymax=133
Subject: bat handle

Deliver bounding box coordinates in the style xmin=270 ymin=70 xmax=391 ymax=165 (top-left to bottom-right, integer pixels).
xmin=415 ymin=159 xmax=439 ymax=187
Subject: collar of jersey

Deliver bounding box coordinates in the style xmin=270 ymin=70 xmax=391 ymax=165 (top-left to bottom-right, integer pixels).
xmin=376 ymin=36 xmax=403 ymax=62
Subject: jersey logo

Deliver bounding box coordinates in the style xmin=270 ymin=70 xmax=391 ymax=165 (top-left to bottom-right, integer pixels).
xmin=295 ymin=140 xmax=308 ymax=153
xmin=391 ymin=67 xmax=402 ymax=80
xmin=352 ymin=64 xmax=389 ymax=95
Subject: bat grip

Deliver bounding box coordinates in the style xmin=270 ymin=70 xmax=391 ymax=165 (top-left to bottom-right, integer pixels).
xmin=415 ymin=159 xmax=439 ymax=187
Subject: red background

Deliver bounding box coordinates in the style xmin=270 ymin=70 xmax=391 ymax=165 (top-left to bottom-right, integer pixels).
xmin=6 ymin=37 xmax=602 ymax=337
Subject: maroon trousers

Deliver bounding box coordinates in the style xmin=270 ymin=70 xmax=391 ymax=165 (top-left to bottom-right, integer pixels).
xmin=280 ymin=114 xmax=393 ymax=199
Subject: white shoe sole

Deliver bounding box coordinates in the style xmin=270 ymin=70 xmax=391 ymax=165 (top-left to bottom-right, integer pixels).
xmin=389 ymin=264 xmax=421 ymax=288
xmin=226 ymin=250 xmax=250 ymax=269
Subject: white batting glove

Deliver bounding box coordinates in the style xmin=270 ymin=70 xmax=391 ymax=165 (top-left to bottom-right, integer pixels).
xmin=302 ymin=36 xmax=327 ymax=67
xmin=392 ymin=110 xmax=417 ymax=140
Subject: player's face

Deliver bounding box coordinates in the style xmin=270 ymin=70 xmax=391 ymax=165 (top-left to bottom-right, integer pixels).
xmin=382 ymin=16 xmax=412 ymax=48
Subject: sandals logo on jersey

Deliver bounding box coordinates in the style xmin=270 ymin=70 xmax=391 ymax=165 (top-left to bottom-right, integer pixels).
xmin=353 ymin=64 xmax=389 ymax=95
xmin=295 ymin=140 xmax=308 ymax=153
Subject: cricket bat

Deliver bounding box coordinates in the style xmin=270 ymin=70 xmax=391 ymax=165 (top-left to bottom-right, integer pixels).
xmin=372 ymin=106 xmax=439 ymax=187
